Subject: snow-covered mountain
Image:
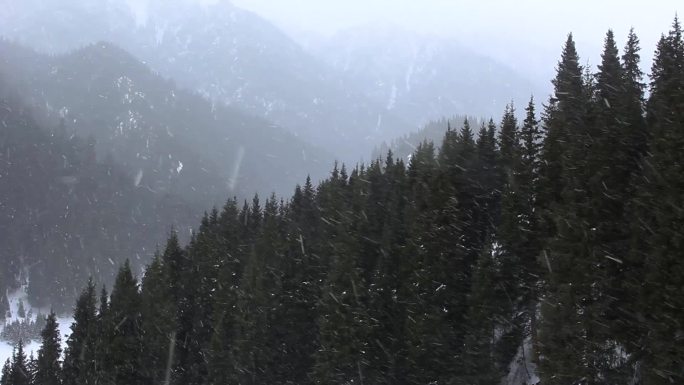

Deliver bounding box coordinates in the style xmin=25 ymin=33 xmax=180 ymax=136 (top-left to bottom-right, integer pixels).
xmin=0 ymin=0 xmax=412 ymax=159
xmin=0 ymin=39 xmax=332 ymax=202
xmin=311 ymin=25 xmax=547 ymax=127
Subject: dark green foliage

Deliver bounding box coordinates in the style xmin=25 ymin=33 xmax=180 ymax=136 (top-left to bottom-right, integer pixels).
xmin=0 ymin=76 xmax=194 ymax=310
xmin=17 ymin=18 xmax=684 ymax=385
xmin=0 ymin=360 xmax=10 ymax=385
xmin=140 ymin=253 xmax=175 ymax=385
xmin=34 ymin=312 xmax=62 ymax=385
xmin=99 ymin=261 xmax=144 ymax=385
xmin=0 ymin=37 xmax=334 ymax=310
xmin=62 ymin=280 xmax=97 ymax=385
xmin=630 ymin=18 xmax=684 ymax=384
xmin=1 ymin=341 xmax=32 ymax=385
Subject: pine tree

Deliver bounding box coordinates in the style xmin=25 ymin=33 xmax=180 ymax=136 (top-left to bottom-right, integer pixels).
xmin=178 ymin=211 xmax=225 ymax=385
xmin=9 ymin=341 xmax=31 ymax=385
xmin=313 ymin=232 xmax=372 ymax=385
xmin=91 ymin=286 xmax=111 ymax=385
xmin=537 ymin=33 xmax=595 ymax=385
xmin=621 ymin=28 xmax=648 ymax=164
xmin=312 ymin=168 xmax=374 ymax=385
xmin=230 ymin=246 xmax=274 ymax=385
xmin=490 ymin=104 xmax=530 ymax=369
xmin=631 ymin=17 xmax=684 ymax=384
xmin=34 ymin=312 xmax=62 ymax=385
xmin=27 ymin=353 xmax=36 ymax=385
xmin=1 ymin=359 xmax=10 ymax=385
xmin=207 ymin=199 xmax=242 ymax=385
xmin=62 ymin=279 xmax=97 ymax=385
xmin=517 ymin=97 xmax=543 ymax=314
xmin=159 ymin=231 xmax=192 ymax=385
xmin=140 ymin=253 xmax=175 ymax=385
xmin=100 ymin=260 xmax=144 ymax=385
xmin=537 ymin=34 xmax=584 ymax=219
xmin=407 ymin=122 xmax=482 ymax=384
xmin=461 ymin=243 xmax=505 ymax=385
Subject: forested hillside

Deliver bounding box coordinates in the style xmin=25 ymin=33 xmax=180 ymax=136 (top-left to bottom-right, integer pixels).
xmin=0 ymin=40 xmax=332 ymax=202
xmin=0 ymin=79 xmax=194 ymax=310
xmin=314 ymin=25 xmax=543 ymax=127
xmin=0 ymin=39 xmax=334 ymax=310
xmin=5 ymin=20 xmax=682 ymax=385
xmin=371 ymin=114 xmax=480 ymax=160
xmin=0 ymin=0 xmax=415 ymax=158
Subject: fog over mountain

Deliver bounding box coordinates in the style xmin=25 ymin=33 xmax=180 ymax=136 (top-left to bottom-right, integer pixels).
xmin=1 ymin=2 xmax=683 ymax=385
xmin=2 ymin=0 xmax=554 ymax=158
xmin=313 ymin=25 xmax=542 ymax=127
xmin=233 ymin=0 xmax=680 ymax=82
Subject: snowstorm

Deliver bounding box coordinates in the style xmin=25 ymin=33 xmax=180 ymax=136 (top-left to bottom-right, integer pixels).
xmin=0 ymin=0 xmax=682 ymax=384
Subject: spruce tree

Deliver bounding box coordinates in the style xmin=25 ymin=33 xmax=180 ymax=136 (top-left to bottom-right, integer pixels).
xmin=0 ymin=360 xmax=10 ymax=385
xmin=9 ymin=341 xmax=30 ymax=385
xmin=140 ymin=253 xmax=175 ymax=384
xmin=207 ymin=199 xmax=242 ymax=385
xmin=34 ymin=312 xmax=62 ymax=385
xmin=100 ymin=260 xmax=143 ymax=385
xmin=230 ymin=247 xmax=274 ymax=385
xmin=62 ymin=279 xmax=97 ymax=385
xmin=631 ymin=17 xmax=684 ymax=384
xmin=537 ymin=33 xmax=595 ymax=385
xmin=517 ymin=97 xmax=543 ymax=314
xmin=461 ymin=243 xmax=505 ymax=385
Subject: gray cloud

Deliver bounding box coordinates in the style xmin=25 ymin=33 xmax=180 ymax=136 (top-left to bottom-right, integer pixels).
xmin=229 ymin=0 xmax=681 ymax=80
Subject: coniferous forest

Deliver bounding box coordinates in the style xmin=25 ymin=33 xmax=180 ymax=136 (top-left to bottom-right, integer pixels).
xmin=2 ymin=17 xmax=684 ymax=385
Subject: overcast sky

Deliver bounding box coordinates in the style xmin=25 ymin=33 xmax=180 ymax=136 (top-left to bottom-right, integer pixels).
xmin=229 ymin=0 xmax=681 ymax=81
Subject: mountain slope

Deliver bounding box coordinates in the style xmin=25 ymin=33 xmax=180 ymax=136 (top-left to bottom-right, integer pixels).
xmin=0 ymin=39 xmax=332 ymax=203
xmin=0 ymin=0 xmax=413 ymax=158
xmin=0 ymin=76 xmax=195 ymax=309
xmin=312 ymin=25 xmax=546 ymax=127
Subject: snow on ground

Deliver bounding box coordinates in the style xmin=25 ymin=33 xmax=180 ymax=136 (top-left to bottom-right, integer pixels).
xmin=503 ymin=336 xmax=540 ymax=385
xmin=0 ymin=285 xmax=73 ymax=365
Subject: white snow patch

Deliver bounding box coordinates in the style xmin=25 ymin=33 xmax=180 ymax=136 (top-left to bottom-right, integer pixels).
xmin=0 ymin=286 xmax=73 ymax=365
xmin=502 ymin=336 xmax=539 ymax=385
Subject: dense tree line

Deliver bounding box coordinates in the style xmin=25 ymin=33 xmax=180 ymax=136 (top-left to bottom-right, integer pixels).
xmin=0 ymin=37 xmax=334 ymax=310
xmin=0 ymin=81 xmax=194 ymax=311
xmin=3 ymin=20 xmax=684 ymax=385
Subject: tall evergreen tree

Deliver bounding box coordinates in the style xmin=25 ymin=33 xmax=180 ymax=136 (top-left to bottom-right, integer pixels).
xmin=1 ymin=360 xmax=10 ymax=385
xmin=62 ymin=279 xmax=97 ymax=385
xmin=312 ymin=169 xmax=374 ymax=385
xmin=517 ymin=97 xmax=543 ymax=314
xmin=207 ymin=199 xmax=242 ymax=385
xmin=631 ymin=17 xmax=684 ymax=384
xmin=9 ymin=341 xmax=31 ymax=385
xmin=537 ymin=32 xmax=596 ymax=385
xmin=140 ymin=252 xmax=175 ymax=385
xmin=34 ymin=312 xmax=62 ymax=385
xmin=100 ymin=260 xmax=144 ymax=385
